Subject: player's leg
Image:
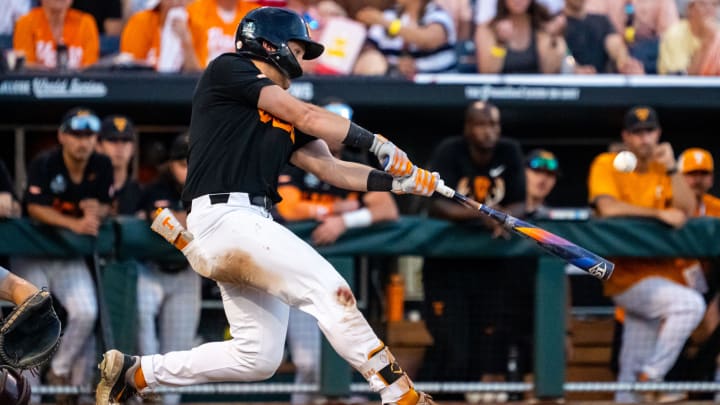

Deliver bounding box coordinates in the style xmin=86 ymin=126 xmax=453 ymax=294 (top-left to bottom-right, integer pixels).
xmin=613 ymin=310 xmax=657 ymax=402
xmin=156 ymin=267 xmax=202 ymax=405
xmin=637 ymin=279 xmax=705 ymax=379
xmin=288 ymin=307 xmax=322 ymax=405
xmin=96 ymin=280 xmax=290 ymax=404
xmin=183 ymin=205 xmax=427 ymax=404
xmin=46 ymin=259 xmax=99 ymax=378
xmin=137 ymin=263 xmax=164 ymax=355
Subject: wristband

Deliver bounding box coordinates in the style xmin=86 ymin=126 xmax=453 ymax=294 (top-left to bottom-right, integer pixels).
xmin=367 ymin=169 xmax=393 ymax=191
xmin=490 ymin=45 xmax=507 ymax=58
xmin=344 ymin=122 xmax=375 ymax=150
xmin=387 ymin=19 xmax=402 ymax=37
xmin=342 ymin=208 xmax=373 ymax=229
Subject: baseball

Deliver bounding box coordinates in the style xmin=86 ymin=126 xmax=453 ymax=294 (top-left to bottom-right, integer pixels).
xmin=613 ymin=151 xmax=637 ymax=173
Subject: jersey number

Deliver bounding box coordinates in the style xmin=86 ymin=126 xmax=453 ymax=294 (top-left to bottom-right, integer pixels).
xmin=258 ymin=109 xmax=295 ymax=143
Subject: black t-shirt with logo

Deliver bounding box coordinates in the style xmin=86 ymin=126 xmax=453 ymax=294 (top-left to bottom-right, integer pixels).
xmin=427 ymin=136 xmax=525 ymax=207
xmin=183 ymin=53 xmax=317 ymax=204
xmin=24 ymin=148 xmax=113 ymax=217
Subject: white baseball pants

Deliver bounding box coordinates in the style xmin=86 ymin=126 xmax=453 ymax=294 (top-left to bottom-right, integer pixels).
xmin=613 ymin=276 xmax=705 ymax=403
xmin=140 ymin=193 xmax=388 ymax=394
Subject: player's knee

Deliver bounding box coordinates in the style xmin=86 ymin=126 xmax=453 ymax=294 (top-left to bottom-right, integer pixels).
xmin=226 ymin=339 xmax=284 ymax=380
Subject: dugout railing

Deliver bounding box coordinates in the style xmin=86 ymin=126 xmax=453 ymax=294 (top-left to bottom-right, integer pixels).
xmin=2 ymin=216 xmax=720 ymax=400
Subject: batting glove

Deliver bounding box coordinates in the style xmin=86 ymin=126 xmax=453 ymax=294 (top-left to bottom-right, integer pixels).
xmin=369 ymin=135 xmax=414 ymax=177
xmin=392 ymin=167 xmax=440 ymax=196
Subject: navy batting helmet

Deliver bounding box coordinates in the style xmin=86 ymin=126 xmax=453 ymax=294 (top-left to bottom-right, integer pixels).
xmin=235 ymin=7 xmax=324 ymax=79
xmin=0 ymin=366 xmax=30 ymax=405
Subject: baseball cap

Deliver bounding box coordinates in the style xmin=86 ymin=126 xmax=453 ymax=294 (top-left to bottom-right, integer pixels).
xmin=168 ymin=133 xmax=189 ymax=161
xmin=99 ymin=115 xmax=135 ymax=142
xmin=526 ymin=149 xmax=561 ymax=175
xmin=679 ymin=148 xmax=714 ymax=173
xmin=60 ymin=107 xmax=101 ymax=135
xmin=624 ymin=106 xmax=660 ymax=131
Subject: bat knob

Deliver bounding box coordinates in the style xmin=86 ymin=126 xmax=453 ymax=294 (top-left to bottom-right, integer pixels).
xmin=435 ymin=180 xmax=455 ymax=198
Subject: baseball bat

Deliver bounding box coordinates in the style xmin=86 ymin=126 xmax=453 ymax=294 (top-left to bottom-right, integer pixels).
xmin=435 ymin=182 xmax=614 ymax=280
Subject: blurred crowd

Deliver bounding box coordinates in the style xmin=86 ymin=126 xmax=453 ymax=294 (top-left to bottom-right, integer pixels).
xmin=1 ymin=0 xmax=719 ymax=77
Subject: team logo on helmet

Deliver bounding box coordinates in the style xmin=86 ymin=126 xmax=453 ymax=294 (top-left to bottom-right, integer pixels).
xmin=634 ymin=108 xmax=650 ymax=122
xmin=242 ymin=22 xmax=256 ymax=38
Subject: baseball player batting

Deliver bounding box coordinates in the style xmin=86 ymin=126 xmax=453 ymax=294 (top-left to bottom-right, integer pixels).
xmin=96 ymin=7 xmax=440 ymax=405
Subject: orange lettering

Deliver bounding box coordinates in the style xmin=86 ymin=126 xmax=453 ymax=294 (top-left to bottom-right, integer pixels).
xmin=257 ymin=109 xmax=295 ymax=142
xmin=162 ymin=217 xmax=174 ymax=230
xmin=473 ymin=176 xmax=491 ymax=201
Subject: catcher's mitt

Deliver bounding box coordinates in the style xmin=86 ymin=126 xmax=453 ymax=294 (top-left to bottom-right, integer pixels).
xmin=0 ymin=289 xmax=61 ymax=370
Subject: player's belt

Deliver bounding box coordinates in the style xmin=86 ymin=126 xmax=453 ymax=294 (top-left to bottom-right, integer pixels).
xmin=187 ymin=193 xmax=273 ymax=213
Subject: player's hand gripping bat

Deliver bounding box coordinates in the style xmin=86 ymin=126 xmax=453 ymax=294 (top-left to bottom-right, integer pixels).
xmin=435 ymin=181 xmax=614 ymax=280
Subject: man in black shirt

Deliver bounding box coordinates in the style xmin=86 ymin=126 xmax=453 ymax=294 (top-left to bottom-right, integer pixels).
xmin=563 ymin=0 xmax=644 ymax=74
xmin=97 ymin=7 xmax=440 ymax=405
xmin=420 ymin=101 xmax=528 ymax=399
xmin=12 ymin=107 xmax=113 ymax=405
xmin=96 ymin=114 xmax=143 ymax=216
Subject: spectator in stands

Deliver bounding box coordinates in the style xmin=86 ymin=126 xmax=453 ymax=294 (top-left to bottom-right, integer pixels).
xmin=11 ymin=107 xmax=113 ymax=405
xmin=435 ymin=0 xmax=473 ymax=41
xmin=186 ymin=0 xmax=258 ymax=68
xmin=275 ymin=99 xmax=398 ymax=405
xmin=475 ymin=0 xmax=566 ymax=23
xmin=136 ymin=133 xmax=201 ymax=405
xmin=587 ymin=105 xmax=705 ymax=403
xmin=563 ymin=0 xmax=645 ymax=74
xmin=284 ymin=0 xmax=349 ymax=75
xmin=0 ymin=0 xmax=30 ymax=36
xmin=475 ymin=0 xmax=567 ymax=74
xmin=120 ymin=0 xmax=201 ymax=72
xmin=585 ymin=0 xmax=679 ymax=74
xmin=0 ymin=160 xmax=21 ymax=219
xmin=71 ymin=0 xmax=123 ymax=36
xmin=13 ymin=0 xmax=100 ymax=70
xmin=95 ymin=115 xmax=143 ymax=216
xmin=420 ymin=101 xmax=527 ymax=399
xmin=658 ymin=0 xmax=720 ymax=75
xmin=354 ymin=0 xmax=457 ymax=78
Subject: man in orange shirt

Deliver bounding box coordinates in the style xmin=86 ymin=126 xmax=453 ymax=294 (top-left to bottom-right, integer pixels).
xmin=186 ymin=0 xmax=259 ymax=67
xmin=588 ymin=106 xmax=705 ymax=402
xmin=13 ymin=0 xmax=99 ymax=70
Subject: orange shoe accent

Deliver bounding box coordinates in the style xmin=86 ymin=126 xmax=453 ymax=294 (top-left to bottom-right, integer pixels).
xmin=396 ymin=388 xmax=420 ymax=405
xmin=135 ymin=367 xmax=148 ymax=390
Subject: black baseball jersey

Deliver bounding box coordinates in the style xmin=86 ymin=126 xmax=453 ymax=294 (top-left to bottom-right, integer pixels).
xmin=24 ymin=148 xmax=114 ymax=217
xmin=139 ymin=170 xmax=185 ymax=216
xmin=0 ymin=160 xmax=14 ymax=196
xmin=428 ymin=137 xmax=526 ymax=206
xmin=183 ymin=54 xmax=317 ymax=204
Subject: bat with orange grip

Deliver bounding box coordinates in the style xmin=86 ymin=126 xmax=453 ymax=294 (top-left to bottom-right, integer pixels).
xmin=435 ymin=181 xmax=614 ymax=280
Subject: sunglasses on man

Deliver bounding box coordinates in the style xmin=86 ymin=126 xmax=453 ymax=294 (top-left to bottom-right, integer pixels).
xmin=61 ymin=115 xmax=101 ymax=135
xmin=528 ymin=156 xmax=559 ymax=172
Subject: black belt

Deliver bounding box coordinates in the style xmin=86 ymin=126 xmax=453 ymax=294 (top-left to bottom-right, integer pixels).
xmin=187 ymin=193 xmax=273 ymax=213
